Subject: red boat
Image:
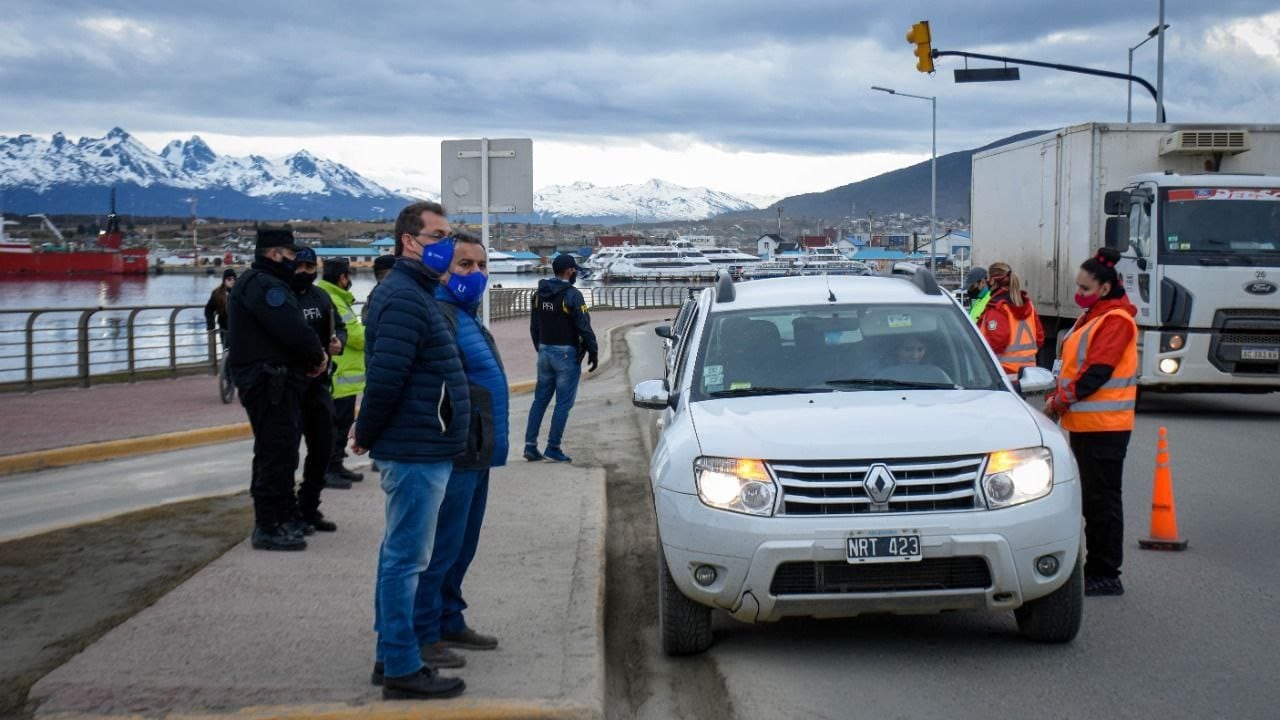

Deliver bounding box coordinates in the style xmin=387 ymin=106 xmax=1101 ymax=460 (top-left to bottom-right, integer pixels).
xmin=0 ymin=191 xmax=149 ymax=276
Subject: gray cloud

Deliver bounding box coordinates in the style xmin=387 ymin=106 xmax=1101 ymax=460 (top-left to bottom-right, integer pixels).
xmin=2 ymin=0 xmax=1278 ymax=157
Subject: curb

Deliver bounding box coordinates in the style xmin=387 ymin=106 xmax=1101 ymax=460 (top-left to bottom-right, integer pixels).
xmin=39 ymin=699 xmax=597 ymax=720
xmin=0 ymin=424 xmax=253 ymax=476
xmin=1 ymin=315 xmax=666 ymax=477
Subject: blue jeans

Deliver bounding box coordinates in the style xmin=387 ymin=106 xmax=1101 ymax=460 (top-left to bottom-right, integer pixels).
xmin=524 ymin=345 xmax=581 ymax=450
xmin=373 ymin=458 xmax=452 ymax=678
xmin=413 ymin=468 xmax=491 ymax=645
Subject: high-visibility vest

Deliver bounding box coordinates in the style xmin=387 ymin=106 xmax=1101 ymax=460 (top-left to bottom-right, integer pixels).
xmin=968 ymin=289 xmax=991 ymax=323
xmin=1058 ymin=308 xmax=1138 ymax=433
xmin=991 ymin=303 xmax=1040 ymax=374
xmin=318 ymin=280 xmax=366 ymax=399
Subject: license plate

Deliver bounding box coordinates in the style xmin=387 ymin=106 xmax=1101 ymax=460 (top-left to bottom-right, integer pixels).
xmin=1241 ymin=347 xmax=1279 ymax=361
xmin=846 ymin=533 xmax=922 ymax=563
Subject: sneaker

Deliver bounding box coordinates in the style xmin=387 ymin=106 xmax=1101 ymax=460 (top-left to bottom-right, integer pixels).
xmin=335 ymin=465 xmax=365 ymax=482
xmin=251 ymin=525 xmax=307 ymax=552
xmin=422 ymin=643 xmax=467 ymax=668
xmin=382 ymin=667 xmax=465 ymax=701
xmin=523 ymin=446 xmax=544 ymax=462
xmin=303 ymin=511 xmax=337 ymax=533
xmin=440 ymin=626 xmax=499 ymax=651
xmin=324 ymin=472 xmax=353 ymax=490
xmin=543 ymin=447 xmax=572 ymax=463
xmin=1085 ymin=576 xmax=1125 ymax=596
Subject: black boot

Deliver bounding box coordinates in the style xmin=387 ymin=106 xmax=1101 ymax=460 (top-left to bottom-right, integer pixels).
xmin=282 ymin=496 xmax=314 ymax=537
xmin=382 ymin=666 xmax=465 ymax=701
xmin=336 ymin=465 xmax=364 ymax=482
xmin=324 ymin=472 xmax=353 ymax=490
xmin=251 ymin=503 xmax=306 ymax=551
xmin=303 ymin=510 xmax=337 ymax=532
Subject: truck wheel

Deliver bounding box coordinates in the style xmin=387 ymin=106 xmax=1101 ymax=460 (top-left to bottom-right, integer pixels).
xmin=658 ymin=547 xmax=714 ymax=656
xmin=1015 ymin=556 xmax=1083 ymax=643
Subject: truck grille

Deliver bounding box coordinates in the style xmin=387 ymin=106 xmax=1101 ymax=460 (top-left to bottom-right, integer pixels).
xmin=770 ymin=558 xmax=992 ymax=595
xmin=771 ymin=456 xmax=985 ymax=515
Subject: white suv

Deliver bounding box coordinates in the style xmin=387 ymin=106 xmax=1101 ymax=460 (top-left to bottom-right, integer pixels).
xmin=633 ymin=271 xmax=1081 ymax=655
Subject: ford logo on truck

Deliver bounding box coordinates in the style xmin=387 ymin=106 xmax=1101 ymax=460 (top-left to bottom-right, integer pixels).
xmin=1245 ymin=281 xmax=1277 ymax=295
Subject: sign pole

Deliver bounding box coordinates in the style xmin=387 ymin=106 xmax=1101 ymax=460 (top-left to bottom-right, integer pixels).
xmin=481 ymin=137 xmax=491 ymax=327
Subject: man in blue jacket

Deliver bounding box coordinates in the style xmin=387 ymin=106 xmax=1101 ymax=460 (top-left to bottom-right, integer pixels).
xmin=413 ymin=232 xmax=508 ymax=669
xmin=352 ymin=201 xmax=468 ymax=701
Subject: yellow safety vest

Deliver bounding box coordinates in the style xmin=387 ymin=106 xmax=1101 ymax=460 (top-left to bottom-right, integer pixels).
xmin=318 ymin=280 xmax=366 ymax=399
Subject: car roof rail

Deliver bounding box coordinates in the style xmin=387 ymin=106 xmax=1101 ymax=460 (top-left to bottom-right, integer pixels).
xmin=889 ymin=263 xmax=943 ymax=296
xmin=715 ymin=270 xmax=736 ymax=303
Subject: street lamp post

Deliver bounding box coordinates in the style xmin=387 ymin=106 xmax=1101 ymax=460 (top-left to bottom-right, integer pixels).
xmin=1128 ymin=23 xmax=1170 ymax=123
xmin=871 ymin=86 xmax=936 ymax=274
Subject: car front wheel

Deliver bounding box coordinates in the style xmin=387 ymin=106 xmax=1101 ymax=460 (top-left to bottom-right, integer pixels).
xmin=658 ymin=547 xmax=714 ymax=656
xmin=1014 ymin=556 xmax=1083 ymax=643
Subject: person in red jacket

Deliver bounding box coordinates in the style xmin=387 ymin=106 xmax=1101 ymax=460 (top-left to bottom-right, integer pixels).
xmin=978 ymin=262 xmax=1045 ymax=375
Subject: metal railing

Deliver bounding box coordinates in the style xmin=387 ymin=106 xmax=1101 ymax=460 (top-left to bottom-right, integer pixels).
xmin=0 ymin=305 xmax=217 ymax=392
xmin=1 ymin=286 xmax=699 ymax=393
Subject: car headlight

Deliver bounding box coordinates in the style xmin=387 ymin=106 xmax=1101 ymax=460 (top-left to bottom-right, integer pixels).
xmin=694 ymin=457 xmax=778 ymax=516
xmin=982 ymin=447 xmax=1053 ymax=509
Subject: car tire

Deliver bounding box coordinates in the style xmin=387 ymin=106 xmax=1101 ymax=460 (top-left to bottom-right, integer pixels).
xmin=1015 ymin=556 xmax=1083 ymax=643
xmin=658 ymin=546 xmax=714 ymax=656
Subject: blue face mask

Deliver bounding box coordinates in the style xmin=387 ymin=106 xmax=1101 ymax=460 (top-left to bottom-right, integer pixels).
xmin=420 ymin=237 xmax=455 ymax=274
xmin=446 ymin=270 xmax=488 ymax=305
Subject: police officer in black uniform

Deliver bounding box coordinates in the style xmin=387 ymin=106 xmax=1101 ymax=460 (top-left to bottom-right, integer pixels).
xmin=228 ymin=228 xmax=327 ymax=551
xmin=291 ymin=247 xmax=347 ymax=535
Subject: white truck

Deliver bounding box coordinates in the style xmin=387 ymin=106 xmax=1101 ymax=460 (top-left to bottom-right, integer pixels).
xmin=971 ymin=122 xmax=1280 ymax=394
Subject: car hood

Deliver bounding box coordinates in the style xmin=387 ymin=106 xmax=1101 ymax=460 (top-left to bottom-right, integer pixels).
xmin=690 ymin=390 xmax=1043 ymax=460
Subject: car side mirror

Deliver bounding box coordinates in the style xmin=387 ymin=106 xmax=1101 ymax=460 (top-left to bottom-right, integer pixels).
xmin=1104 ymin=217 xmax=1130 ymax=253
xmin=1017 ymin=366 xmax=1056 ymax=397
xmin=1103 ymin=190 xmax=1131 ymax=216
xmin=654 ymin=325 xmax=674 ymax=340
xmin=632 ymin=379 xmax=673 ymax=410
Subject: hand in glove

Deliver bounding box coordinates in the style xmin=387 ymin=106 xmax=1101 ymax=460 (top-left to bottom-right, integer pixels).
xmin=587 ymin=351 xmax=599 ymax=373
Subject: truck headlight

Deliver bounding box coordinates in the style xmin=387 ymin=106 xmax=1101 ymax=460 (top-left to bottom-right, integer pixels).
xmin=982 ymin=447 xmax=1053 ymax=509
xmin=694 ymin=457 xmax=777 ymax=516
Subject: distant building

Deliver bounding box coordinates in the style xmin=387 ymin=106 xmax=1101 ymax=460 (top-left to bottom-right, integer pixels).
xmin=595 ymin=234 xmax=642 ymax=247
xmin=371 ymin=237 xmax=396 ymax=255
xmin=294 ymin=231 xmax=324 ymax=246
xmin=797 ymin=235 xmax=829 ymax=249
xmin=757 ymin=233 xmax=784 ymax=258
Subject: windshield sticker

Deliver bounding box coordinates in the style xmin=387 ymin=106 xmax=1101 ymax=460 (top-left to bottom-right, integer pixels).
xmin=729 ymin=381 xmax=752 ymax=391
xmin=703 ymin=364 xmax=724 ymax=387
xmin=887 ymin=314 xmax=912 ymax=329
xmin=1169 ymin=188 xmax=1280 ymax=202
xmin=1167 ymin=234 xmax=1179 ymax=249
xmin=825 ymin=329 xmax=863 ymax=345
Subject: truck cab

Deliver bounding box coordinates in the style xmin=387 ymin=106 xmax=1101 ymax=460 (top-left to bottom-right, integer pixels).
xmin=1105 ymin=175 xmax=1280 ymax=392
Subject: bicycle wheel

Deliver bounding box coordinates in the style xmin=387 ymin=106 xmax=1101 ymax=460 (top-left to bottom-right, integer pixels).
xmin=219 ymin=359 xmax=235 ymax=404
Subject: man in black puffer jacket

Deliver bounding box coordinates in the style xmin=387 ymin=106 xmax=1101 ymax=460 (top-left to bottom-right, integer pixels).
xmin=353 ymin=201 xmax=468 ymax=702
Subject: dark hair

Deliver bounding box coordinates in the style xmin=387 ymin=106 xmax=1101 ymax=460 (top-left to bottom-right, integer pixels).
xmin=1080 ymin=247 xmax=1125 ymax=298
xmin=452 ymin=230 xmax=482 ymax=246
xmin=393 ymin=201 xmax=446 ymax=256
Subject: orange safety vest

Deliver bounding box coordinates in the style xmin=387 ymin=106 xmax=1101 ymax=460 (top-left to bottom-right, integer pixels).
xmin=989 ymin=303 xmax=1041 ymax=375
xmin=1058 ymin=308 xmax=1138 ymax=433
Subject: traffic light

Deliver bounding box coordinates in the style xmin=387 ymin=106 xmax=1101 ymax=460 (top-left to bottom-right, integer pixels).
xmin=906 ymin=21 xmax=934 ymax=74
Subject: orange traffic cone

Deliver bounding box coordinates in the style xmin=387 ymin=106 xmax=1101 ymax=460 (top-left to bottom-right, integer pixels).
xmin=1139 ymin=426 xmax=1189 ymax=551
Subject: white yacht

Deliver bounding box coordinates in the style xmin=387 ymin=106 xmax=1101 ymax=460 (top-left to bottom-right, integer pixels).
xmin=487 ymin=250 xmax=536 ymax=274
xmin=793 ymin=245 xmax=873 ymax=276
xmin=602 ymin=245 xmax=717 ymax=280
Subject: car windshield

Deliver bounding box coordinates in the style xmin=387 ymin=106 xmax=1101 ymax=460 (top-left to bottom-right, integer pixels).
xmin=1159 ymin=188 xmax=1280 ymax=266
xmin=690 ymin=303 xmax=1004 ymax=400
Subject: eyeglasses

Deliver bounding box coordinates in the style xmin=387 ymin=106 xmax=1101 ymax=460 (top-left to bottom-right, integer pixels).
xmin=411 ymin=232 xmax=450 ymax=241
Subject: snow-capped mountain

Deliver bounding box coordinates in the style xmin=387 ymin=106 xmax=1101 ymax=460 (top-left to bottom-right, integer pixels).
xmin=0 ymin=128 xmax=406 ymax=220
xmin=529 ymin=178 xmax=765 ymax=224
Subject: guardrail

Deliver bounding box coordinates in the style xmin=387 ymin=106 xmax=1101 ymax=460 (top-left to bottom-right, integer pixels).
xmin=0 ymin=305 xmax=217 ymax=393
xmin=1 ymin=286 xmax=699 ymax=393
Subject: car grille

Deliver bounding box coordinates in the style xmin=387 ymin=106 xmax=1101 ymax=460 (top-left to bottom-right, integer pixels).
xmin=770 ymin=558 xmax=993 ymax=595
xmin=771 ymin=456 xmax=986 ymax=515
xmin=1220 ymin=333 xmax=1280 ymax=346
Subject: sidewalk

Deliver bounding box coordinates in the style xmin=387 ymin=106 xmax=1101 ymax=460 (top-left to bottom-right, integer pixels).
xmin=22 ymin=317 xmax=662 ymax=718
xmin=1 ymin=308 xmax=673 ymax=460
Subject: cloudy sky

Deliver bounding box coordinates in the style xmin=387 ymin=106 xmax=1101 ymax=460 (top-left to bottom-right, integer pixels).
xmin=3 ymin=1 xmax=1279 ymax=199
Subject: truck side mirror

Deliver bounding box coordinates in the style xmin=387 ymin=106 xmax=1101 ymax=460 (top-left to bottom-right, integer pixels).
xmin=654 ymin=325 xmax=674 ymax=340
xmin=1103 ymin=191 xmax=1131 ymax=216
xmin=1105 ymin=217 xmax=1130 ymax=253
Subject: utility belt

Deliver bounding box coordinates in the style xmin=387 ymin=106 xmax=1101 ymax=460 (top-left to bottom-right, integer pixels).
xmin=243 ymin=363 xmax=302 ymax=405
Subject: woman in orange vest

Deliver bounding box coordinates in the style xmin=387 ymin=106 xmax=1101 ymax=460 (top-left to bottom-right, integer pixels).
xmin=978 ymin=262 xmax=1044 ymax=375
xmin=1043 ymin=247 xmax=1138 ymax=597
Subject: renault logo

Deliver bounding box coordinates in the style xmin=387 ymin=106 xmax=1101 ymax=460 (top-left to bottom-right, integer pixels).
xmin=864 ymin=464 xmax=898 ymax=505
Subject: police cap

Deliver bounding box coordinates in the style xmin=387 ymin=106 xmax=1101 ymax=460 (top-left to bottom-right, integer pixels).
xmin=373 ymin=254 xmax=397 ymax=273
xmin=256 ymin=228 xmax=301 ymax=251
xmin=294 ymin=247 xmax=317 ymax=265
xmin=324 ymin=256 xmax=352 ymax=276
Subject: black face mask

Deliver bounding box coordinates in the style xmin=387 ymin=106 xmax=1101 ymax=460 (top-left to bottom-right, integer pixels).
xmin=568 ymin=271 xmax=578 ymax=286
xmin=257 ymin=254 xmax=296 ymax=281
xmin=291 ymin=272 xmax=317 ymax=293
